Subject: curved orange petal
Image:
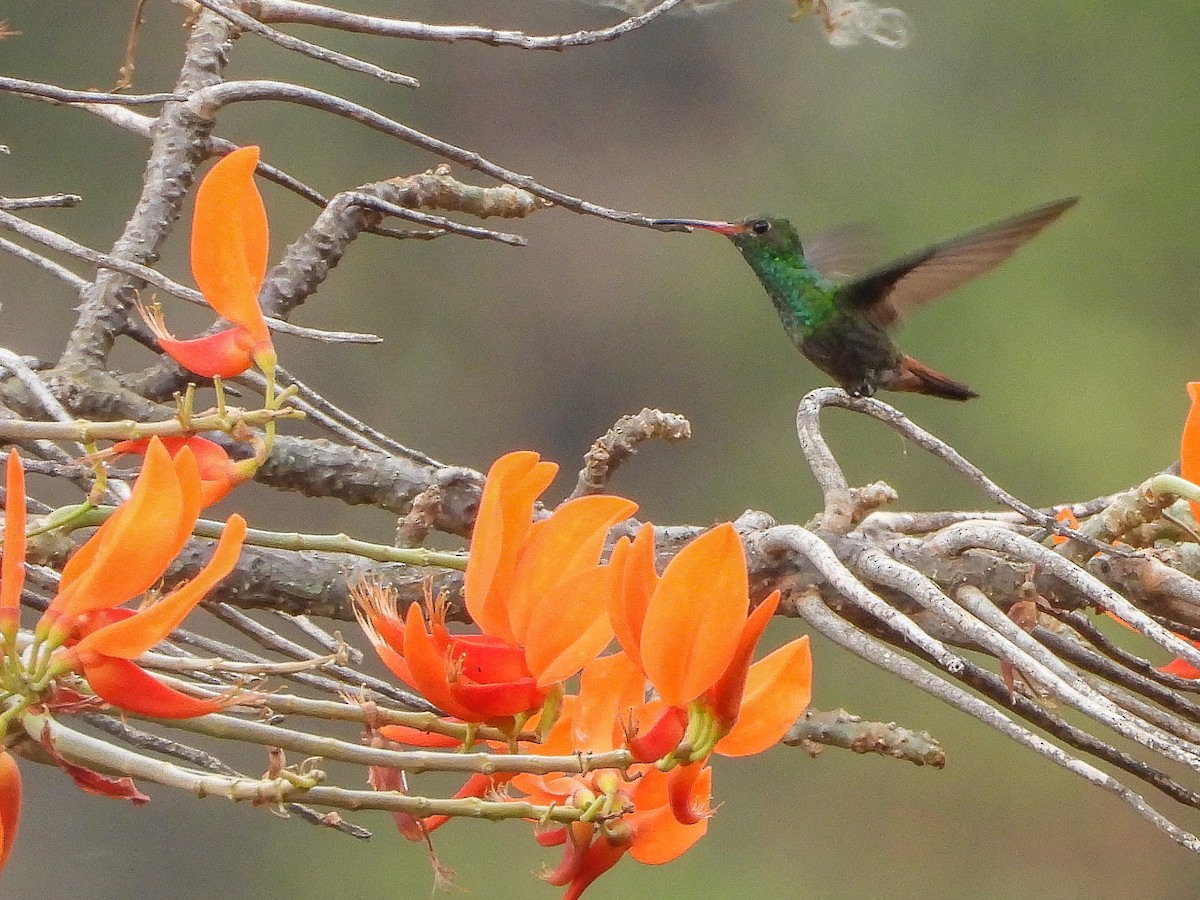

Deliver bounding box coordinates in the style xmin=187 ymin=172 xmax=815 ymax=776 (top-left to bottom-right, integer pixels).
xmin=666 ymin=761 xmax=710 ymax=825
xmin=563 ymin=822 xmax=632 ymax=900
xmin=640 ymin=523 xmax=748 ymax=706
xmin=449 ymin=676 xmax=544 ymax=719
xmin=706 ymin=590 xmax=781 ymax=730
xmin=78 ymin=654 xmax=223 ymax=718
xmin=571 ymin=651 xmax=645 ymax=754
xmin=155 ymin=327 xmax=259 ymax=379
xmin=0 ymin=750 xmax=20 ymax=874
xmin=364 ymin=632 xmax=415 ymax=686
xmin=715 ymin=635 xmax=812 ymax=757
xmin=378 ymin=724 xmax=461 ymax=748
xmin=1182 ymin=382 xmax=1200 ymax=521
xmin=627 ymin=704 xmax=687 ymax=763
xmin=628 ymin=767 xmax=711 ymax=865
xmin=169 ymin=446 xmax=204 ymax=555
xmin=607 ymin=523 xmax=657 ymax=669
xmin=355 ymin=599 xmax=415 ymax=686
xmin=401 ymin=602 xmax=477 ymax=720
xmin=114 ymin=436 xmax=244 ymax=508
xmin=1160 ymin=657 xmax=1200 ymax=679
xmin=52 ymin=438 xmax=187 ymax=620
xmin=463 ymin=452 xmax=557 ymax=642
xmin=506 ymin=494 xmax=636 ymax=645
xmin=75 ymin=515 xmax=246 ymax=659
xmin=1 ymin=451 xmax=27 ymax=628
xmin=524 ymin=563 xmax=617 ymax=688
xmin=422 ymin=773 xmax=513 ymax=834
xmin=191 ymin=146 xmax=269 ymax=340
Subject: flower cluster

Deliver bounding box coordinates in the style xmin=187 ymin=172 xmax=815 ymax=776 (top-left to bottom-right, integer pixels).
xmin=0 ymin=438 xmax=248 ymax=873
xmin=356 ymin=450 xmax=813 ymax=897
xmin=1 ymin=144 xmax=283 ymax=878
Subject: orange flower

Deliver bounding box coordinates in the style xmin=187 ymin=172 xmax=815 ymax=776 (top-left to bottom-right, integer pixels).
xmin=15 ymin=438 xmax=248 ymax=717
xmin=1 ymin=450 xmax=26 ymax=644
xmin=0 ymin=751 xmax=19 ymax=874
xmin=609 ymin=522 xmax=813 ymax=761
xmin=142 ymin=146 xmax=276 ymax=379
xmin=512 ymin=653 xmax=712 ymax=899
xmin=109 ymin=436 xmax=256 ymax=506
xmin=356 ymin=451 xmax=635 ymax=725
xmin=1050 ymin=508 xmax=1078 ymax=547
xmin=1182 ymin=382 xmax=1200 ymax=522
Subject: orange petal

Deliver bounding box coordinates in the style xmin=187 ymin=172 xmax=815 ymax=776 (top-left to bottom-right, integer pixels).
xmin=114 ymin=436 xmax=243 ymax=507
xmin=75 ymin=516 xmax=246 ymax=659
xmin=1160 ymin=657 xmax=1200 ymax=679
xmin=1 ymin=451 xmax=27 ymax=625
xmin=543 ymin=820 xmax=596 ymax=889
xmin=191 ymin=146 xmax=270 ymax=340
xmin=628 ymin=704 xmax=688 ymax=763
xmin=37 ymin=731 xmax=149 ymax=804
xmin=506 ymin=494 xmax=636 ymax=644
xmin=378 ymin=725 xmax=461 ymax=748
xmin=524 ymin=563 xmax=617 ymax=688
xmin=401 ymin=602 xmax=478 ymax=721
xmin=666 ymin=761 xmax=710 ymax=825
xmin=52 ymin=438 xmax=187 ymax=620
xmin=628 ymin=767 xmax=711 ymax=865
xmin=706 ymin=590 xmax=781 ymax=730
xmin=356 ymin=607 xmax=415 ymax=687
xmin=607 ymin=522 xmax=658 ymax=670
xmin=715 ymin=635 xmax=813 ymax=757
xmin=571 ymin=651 xmax=646 ymax=754
xmin=449 ymin=676 xmax=544 ymax=719
xmin=563 ymin=821 xmax=632 ymax=900
xmin=0 ymin=750 xmax=20 ymax=874
xmin=155 ymin=327 xmax=259 ymax=379
xmin=463 ymin=452 xmax=557 ymax=642
xmin=422 ymin=773 xmax=512 ymax=834
xmin=640 ymin=523 xmax=748 ymax=706
xmin=78 ymin=654 xmax=223 ymax=718
xmin=1182 ymin=382 xmax=1200 ymax=522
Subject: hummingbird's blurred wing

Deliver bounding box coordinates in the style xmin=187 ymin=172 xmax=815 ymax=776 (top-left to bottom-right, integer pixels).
xmin=803 ymin=222 xmax=884 ymax=281
xmin=839 ymin=197 xmax=1078 ymax=327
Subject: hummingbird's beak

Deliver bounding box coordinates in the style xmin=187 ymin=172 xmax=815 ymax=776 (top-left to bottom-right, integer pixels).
xmin=651 ymin=218 xmax=746 ymax=236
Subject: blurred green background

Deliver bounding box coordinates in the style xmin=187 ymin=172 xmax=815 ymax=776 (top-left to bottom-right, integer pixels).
xmin=3 ymin=0 xmax=1200 ymax=896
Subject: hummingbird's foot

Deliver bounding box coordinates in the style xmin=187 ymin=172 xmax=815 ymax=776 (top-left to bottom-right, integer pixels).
xmin=847 ymin=379 xmax=877 ymax=399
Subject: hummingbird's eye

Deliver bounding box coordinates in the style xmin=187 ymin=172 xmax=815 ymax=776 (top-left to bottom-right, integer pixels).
xmin=751 ymin=220 xmax=771 ymax=235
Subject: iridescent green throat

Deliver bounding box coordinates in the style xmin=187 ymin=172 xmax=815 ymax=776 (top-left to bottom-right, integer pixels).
xmin=730 ymin=228 xmax=838 ymax=340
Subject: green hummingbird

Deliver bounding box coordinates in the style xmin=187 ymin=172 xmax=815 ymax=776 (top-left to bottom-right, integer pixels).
xmin=653 ymin=197 xmax=1077 ymax=400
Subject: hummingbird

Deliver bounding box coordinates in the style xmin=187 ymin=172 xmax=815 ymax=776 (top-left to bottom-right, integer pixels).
xmin=653 ymin=197 xmax=1078 ymax=400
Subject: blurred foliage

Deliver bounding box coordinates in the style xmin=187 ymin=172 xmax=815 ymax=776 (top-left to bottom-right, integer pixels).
xmin=2 ymin=0 xmax=1200 ymax=897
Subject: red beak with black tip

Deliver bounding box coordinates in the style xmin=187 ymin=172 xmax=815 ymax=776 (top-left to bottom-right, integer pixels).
xmin=651 ymin=217 xmax=748 ymax=235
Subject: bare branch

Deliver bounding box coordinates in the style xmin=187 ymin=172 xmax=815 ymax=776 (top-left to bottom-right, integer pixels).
xmin=0 ymin=193 xmax=81 ymax=210
xmin=0 ymin=75 xmax=182 ymax=105
xmin=247 ymin=0 xmax=691 ymax=49
xmin=191 ymin=0 xmax=419 ymax=87
xmin=0 ymin=237 xmax=89 ymax=290
xmin=783 ymin=707 xmax=946 ymax=768
xmin=569 ymin=408 xmax=692 ymax=500
xmin=186 ymin=80 xmax=672 ymax=226
xmin=788 ymin=591 xmax=1200 ymax=853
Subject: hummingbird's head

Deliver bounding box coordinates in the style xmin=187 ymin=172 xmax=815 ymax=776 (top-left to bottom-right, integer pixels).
xmin=652 ymin=215 xmax=802 ymax=254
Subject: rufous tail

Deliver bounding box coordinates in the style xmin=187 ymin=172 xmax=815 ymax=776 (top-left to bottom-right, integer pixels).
xmin=893 ymin=354 xmax=979 ymax=401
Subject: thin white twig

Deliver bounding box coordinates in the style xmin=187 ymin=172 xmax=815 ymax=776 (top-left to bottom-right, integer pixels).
xmin=929 ymin=523 xmax=1200 ymax=673
xmin=246 ymin=0 xmax=690 ymax=49
xmin=790 ymin=591 xmax=1200 ymax=853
